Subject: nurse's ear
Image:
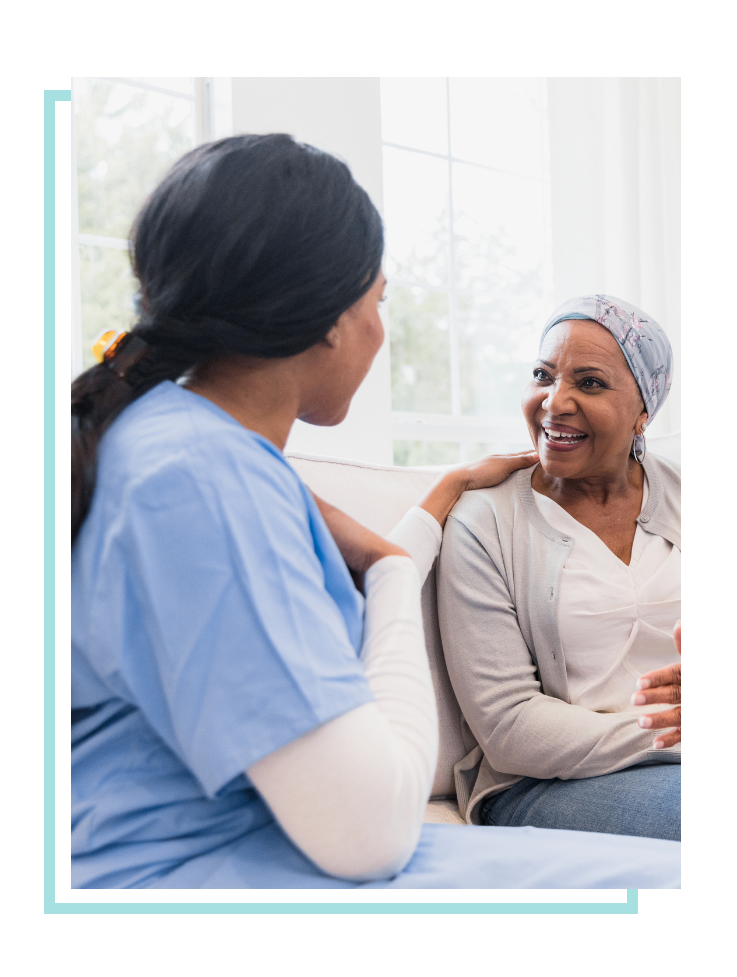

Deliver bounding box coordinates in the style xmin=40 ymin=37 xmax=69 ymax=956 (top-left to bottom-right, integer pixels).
xmin=321 ymin=323 xmax=342 ymax=350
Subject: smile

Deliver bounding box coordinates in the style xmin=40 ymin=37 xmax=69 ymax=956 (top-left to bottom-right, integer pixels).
xmin=542 ymin=427 xmax=588 ymax=451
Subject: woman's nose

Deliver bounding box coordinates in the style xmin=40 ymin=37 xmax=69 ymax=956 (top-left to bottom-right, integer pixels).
xmin=541 ymin=380 xmax=575 ymax=415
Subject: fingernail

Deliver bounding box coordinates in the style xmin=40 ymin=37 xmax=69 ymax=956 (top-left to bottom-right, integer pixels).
xmin=631 ymin=693 xmax=647 ymax=706
xmin=639 ymin=716 xmax=653 ymax=728
xmin=636 ymin=679 xmax=651 ymax=690
xmin=653 ymin=740 xmax=664 ymax=749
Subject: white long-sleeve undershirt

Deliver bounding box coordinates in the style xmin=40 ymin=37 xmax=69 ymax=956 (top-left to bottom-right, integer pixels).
xmin=247 ymin=507 xmax=442 ymax=882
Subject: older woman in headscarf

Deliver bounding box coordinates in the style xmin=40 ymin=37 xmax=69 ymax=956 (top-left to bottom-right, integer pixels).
xmin=437 ymin=295 xmax=681 ymax=840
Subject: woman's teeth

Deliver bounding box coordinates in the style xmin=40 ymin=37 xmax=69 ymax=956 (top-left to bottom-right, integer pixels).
xmin=544 ymin=429 xmax=587 ymax=444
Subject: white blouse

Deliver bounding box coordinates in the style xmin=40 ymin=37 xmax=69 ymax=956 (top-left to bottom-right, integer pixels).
xmin=533 ymin=477 xmax=680 ymax=720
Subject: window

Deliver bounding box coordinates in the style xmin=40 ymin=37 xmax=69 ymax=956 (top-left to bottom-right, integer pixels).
xmin=71 ymin=77 xmax=232 ymax=377
xmin=380 ymin=78 xmax=552 ymax=465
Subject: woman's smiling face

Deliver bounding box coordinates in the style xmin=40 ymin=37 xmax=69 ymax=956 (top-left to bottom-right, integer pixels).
xmin=522 ymin=319 xmax=648 ymax=479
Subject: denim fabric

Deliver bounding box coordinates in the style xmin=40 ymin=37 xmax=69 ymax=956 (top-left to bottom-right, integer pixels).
xmin=481 ymin=763 xmax=680 ymax=841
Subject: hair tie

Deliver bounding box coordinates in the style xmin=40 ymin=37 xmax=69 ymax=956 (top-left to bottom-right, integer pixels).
xmin=92 ymin=330 xmax=150 ymax=380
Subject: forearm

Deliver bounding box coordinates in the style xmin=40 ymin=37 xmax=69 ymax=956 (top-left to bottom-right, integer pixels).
xmin=483 ymin=696 xmax=656 ymax=780
xmin=386 ymin=507 xmax=442 ymax=584
xmin=248 ymin=555 xmax=438 ymax=882
xmin=415 ymin=470 xmax=468 ymax=528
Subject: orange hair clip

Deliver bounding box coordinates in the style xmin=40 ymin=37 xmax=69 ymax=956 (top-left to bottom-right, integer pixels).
xmin=91 ymin=330 xmax=127 ymax=364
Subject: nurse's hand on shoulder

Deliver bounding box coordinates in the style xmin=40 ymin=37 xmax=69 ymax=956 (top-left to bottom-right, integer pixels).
xmin=631 ymin=620 xmax=681 ymax=749
xmin=313 ymin=495 xmax=407 ymax=581
xmin=417 ymin=449 xmax=539 ymax=528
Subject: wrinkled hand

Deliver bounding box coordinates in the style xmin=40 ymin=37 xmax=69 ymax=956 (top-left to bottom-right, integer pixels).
xmin=632 ymin=620 xmax=681 ymax=749
xmin=312 ymin=494 xmax=407 ymax=592
xmin=418 ymin=450 xmax=539 ymax=528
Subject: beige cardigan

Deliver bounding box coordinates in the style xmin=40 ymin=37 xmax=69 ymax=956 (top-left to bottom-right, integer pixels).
xmin=436 ymin=454 xmax=681 ymax=824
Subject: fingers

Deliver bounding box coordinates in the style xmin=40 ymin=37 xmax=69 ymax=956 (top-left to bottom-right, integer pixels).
xmin=638 ymin=707 xmax=681 ymax=730
xmin=511 ymin=452 xmax=539 ymax=469
xmin=463 ymin=452 xmax=538 ymax=491
xmin=631 ymin=683 xmax=680 ymax=707
xmin=636 ymin=661 xmax=680 ymax=691
xmin=673 ymin=619 xmax=681 ymax=656
xmin=496 ymin=451 xmax=539 ymax=475
xmin=652 ymin=728 xmax=681 ymax=750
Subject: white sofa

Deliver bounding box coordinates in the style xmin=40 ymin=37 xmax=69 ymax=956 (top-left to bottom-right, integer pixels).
xmin=289 ymin=437 xmax=682 ymax=826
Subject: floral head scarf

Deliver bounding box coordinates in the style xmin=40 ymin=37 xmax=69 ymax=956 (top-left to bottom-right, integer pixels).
xmin=540 ymin=294 xmax=673 ymax=430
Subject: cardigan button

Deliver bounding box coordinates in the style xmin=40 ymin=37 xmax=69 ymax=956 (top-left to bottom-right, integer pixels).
xmin=640 ymin=515 xmax=650 ymax=523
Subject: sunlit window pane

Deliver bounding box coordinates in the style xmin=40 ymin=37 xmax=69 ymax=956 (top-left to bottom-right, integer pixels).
xmin=74 ymin=78 xmax=196 ymax=239
xmin=382 ymin=146 xmax=450 ymax=288
xmin=456 ymin=293 xmax=536 ymax=419
xmin=449 ymin=78 xmax=546 ymax=180
xmin=452 ymin=161 xmax=551 ymax=417
xmin=79 ymin=245 xmax=138 ymax=371
xmin=380 ymin=78 xmax=448 ymax=156
xmin=452 ymin=162 xmax=549 ymax=291
xmin=393 ymin=441 xmax=460 ymax=466
xmin=387 ymin=284 xmax=451 ymax=414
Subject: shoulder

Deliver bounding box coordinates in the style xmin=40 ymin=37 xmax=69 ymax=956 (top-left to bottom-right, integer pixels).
xmin=96 ymin=382 xmax=308 ymax=524
xmin=646 ymin=451 xmax=681 ymax=506
xmin=448 ymin=467 xmax=530 ymax=536
xmin=441 ymin=468 xmax=534 ymax=578
xmin=108 ymin=382 xmax=300 ymax=485
xmin=648 ymin=451 xmax=680 ymax=481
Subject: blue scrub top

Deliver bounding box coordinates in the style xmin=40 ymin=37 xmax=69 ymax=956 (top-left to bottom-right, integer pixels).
xmin=71 ymin=381 xmax=372 ymax=888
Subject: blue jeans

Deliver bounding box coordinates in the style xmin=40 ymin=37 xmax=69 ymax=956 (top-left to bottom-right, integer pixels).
xmin=481 ymin=762 xmax=680 ymax=841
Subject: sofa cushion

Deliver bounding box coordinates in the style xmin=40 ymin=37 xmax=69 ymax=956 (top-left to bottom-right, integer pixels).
xmin=424 ymin=799 xmax=465 ymax=825
xmin=287 ymin=452 xmax=467 ymax=800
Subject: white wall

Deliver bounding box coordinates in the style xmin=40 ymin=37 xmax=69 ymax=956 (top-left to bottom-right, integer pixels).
xmin=232 ymin=77 xmax=394 ymax=465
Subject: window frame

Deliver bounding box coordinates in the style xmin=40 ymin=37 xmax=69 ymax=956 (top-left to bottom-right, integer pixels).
xmin=384 ymin=77 xmax=553 ymax=462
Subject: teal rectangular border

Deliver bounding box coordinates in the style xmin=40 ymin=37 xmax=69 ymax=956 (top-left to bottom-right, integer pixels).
xmin=46 ymin=88 xmax=637 ymax=915
xmin=46 ymin=892 xmax=638 ymax=915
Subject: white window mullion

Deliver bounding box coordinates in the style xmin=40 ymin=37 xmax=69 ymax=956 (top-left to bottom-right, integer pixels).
xmin=195 ymin=78 xmax=213 ymax=144
xmin=70 ymin=92 xmax=84 ymax=379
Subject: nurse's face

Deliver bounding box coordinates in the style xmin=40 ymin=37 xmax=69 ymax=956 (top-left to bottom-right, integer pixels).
xmin=299 ymin=273 xmax=386 ymax=427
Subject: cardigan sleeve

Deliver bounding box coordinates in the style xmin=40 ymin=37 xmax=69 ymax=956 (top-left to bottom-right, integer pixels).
xmin=437 ymin=513 xmax=659 ymax=783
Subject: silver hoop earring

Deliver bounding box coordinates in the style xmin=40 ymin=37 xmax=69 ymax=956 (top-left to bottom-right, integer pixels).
xmin=632 ymin=432 xmax=646 ymax=464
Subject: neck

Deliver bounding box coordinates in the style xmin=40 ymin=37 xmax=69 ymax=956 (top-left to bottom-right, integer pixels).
xmin=185 ymin=356 xmax=301 ymax=450
xmin=534 ymin=455 xmax=644 ymax=506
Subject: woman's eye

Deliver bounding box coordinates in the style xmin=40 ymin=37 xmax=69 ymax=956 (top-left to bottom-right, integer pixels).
xmin=532 ymin=368 xmax=550 ymax=381
xmin=580 ymin=377 xmax=606 ymax=389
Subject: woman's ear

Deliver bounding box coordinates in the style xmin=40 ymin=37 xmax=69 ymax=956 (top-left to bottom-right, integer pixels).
xmin=636 ymin=410 xmax=649 ymax=437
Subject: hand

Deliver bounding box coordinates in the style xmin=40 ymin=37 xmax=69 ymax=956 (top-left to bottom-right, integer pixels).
xmin=417 ymin=450 xmax=539 ymax=528
xmin=312 ymin=494 xmax=407 ymax=591
xmin=631 ymin=620 xmax=681 ymax=749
